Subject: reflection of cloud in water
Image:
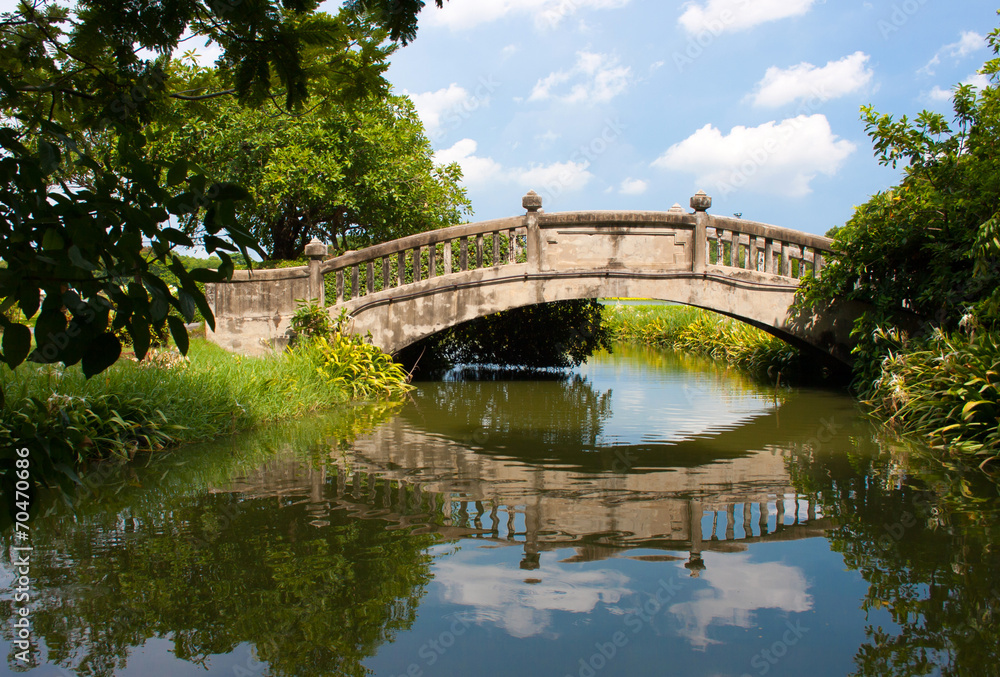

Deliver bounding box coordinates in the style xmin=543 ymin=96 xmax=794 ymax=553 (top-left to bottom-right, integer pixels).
xmin=669 ymin=554 xmax=812 ymax=649
xmin=434 ymin=559 xmax=631 ymax=638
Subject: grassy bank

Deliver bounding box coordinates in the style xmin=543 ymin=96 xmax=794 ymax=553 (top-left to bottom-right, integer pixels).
xmin=0 ymin=335 xmax=411 ymax=486
xmin=602 ymin=304 xmax=799 ymax=383
xmin=860 ymin=327 xmax=1000 ymax=470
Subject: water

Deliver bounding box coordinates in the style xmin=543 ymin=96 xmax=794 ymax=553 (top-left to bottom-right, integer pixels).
xmin=2 ymin=345 xmax=998 ymax=677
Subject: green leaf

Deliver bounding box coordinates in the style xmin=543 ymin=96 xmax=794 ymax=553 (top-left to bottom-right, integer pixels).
xmin=167 ymin=159 xmax=188 ymax=186
xmin=209 ymin=182 xmax=251 ymax=201
xmin=167 ymin=316 xmax=189 ymax=355
xmin=166 ymin=192 xmax=200 ymax=215
xmin=2 ymin=323 xmax=32 ymax=368
xmin=42 ymin=228 xmax=65 ymax=250
xmin=82 ymin=333 xmax=122 ymax=379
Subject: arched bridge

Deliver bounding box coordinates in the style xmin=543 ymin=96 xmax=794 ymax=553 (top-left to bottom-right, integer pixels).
xmin=206 ymin=191 xmax=857 ymax=366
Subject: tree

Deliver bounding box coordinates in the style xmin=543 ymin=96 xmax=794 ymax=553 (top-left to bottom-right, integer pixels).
xmin=796 ymin=20 xmax=1000 ymax=349
xmin=0 ymin=0 xmax=448 ymax=376
xmin=150 ymin=63 xmax=470 ymax=260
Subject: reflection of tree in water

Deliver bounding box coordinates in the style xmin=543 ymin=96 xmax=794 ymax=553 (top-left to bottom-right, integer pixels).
xmin=406 ymin=374 xmax=613 ymax=460
xmin=0 ymin=405 xmax=435 ymax=677
xmin=788 ymin=436 xmax=1000 ymax=677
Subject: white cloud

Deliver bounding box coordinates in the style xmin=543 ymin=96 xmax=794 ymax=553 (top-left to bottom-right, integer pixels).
xmin=652 ymin=115 xmax=856 ymax=197
xmin=750 ymin=52 xmax=874 ymax=108
xmin=619 ymin=178 xmax=648 ymax=195
xmin=435 ymin=559 xmax=631 ymax=638
xmin=434 ymin=138 xmax=595 ymax=195
xmin=424 ymin=0 xmax=630 ymax=32
xmin=920 ymin=31 xmax=986 ymax=76
xmin=529 ymin=51 xmax=631 ymax=105
xmin=669 ymin=555 xmax=812 ymax=649
xmin=406 ymin=84 xmax=485 ymax=138
xmin=929 ymin=72 xmax=992 ymax=101
xmin=434 ymin=138 xmax=506 ymax=185
xmin=678 ymin=0 xmax=816 ymax=35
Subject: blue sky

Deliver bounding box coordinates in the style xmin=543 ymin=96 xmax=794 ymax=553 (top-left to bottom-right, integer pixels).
xmin=3 ymin=1 xmax=997 ymax=237
xmin=367 ymin=0 xmax=999 ymax=235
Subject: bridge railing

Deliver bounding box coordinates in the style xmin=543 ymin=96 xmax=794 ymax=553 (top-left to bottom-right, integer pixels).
xmin=317 ymin=216 xmax=530 ymax=305
xmin=704 ymin=215 xmax=830 ymax=279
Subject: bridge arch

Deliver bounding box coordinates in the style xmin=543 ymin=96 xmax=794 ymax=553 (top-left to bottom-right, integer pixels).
xmin=206 ymin=192 xmax=859 ymax=367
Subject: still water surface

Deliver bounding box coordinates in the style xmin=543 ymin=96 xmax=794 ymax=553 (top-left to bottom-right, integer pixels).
xmin=2 ymin=345 xmax=998 ymax=677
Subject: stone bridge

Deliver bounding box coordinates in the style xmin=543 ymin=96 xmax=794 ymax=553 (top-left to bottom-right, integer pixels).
xmin=206 ymin=191 xmax=857 ymax=366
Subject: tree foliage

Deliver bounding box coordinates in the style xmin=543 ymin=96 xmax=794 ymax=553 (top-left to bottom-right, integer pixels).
xmin=403 ymin=300 xmax=614 ymax=374
xmin=150 ymin=63 xmax=470 ymax=259
xmin=0 ymin=0 xmax=444 ymax=376
xmin=797 ymin=20 xmax=1000 ymax=347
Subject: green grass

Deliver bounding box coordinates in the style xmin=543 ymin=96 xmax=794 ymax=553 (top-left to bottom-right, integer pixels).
xmin=602 ymin=303 xmax=799 ymax=382
xmin=0 ymin=336 xmax=411 ymax=484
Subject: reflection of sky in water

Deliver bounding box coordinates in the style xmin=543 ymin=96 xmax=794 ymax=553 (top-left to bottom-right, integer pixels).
xmin=577 ymin=350 xmax=777 ymax=446
xmin=669 ymin=553 xmax=812 ymax=649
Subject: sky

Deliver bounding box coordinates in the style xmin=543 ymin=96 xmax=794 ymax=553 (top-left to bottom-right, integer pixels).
xmin=362 ymin=0 xmax=999 ymax=236
xmin=3 ymin=0 xmax=998 ymax=237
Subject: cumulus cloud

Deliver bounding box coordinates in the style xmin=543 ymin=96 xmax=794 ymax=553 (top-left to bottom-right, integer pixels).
xmin=424 ymin=0 xmax=629 ymax=32
xmin=929 ymin=72 xmax=992 ymax=101
xmin=529 ymin=51 xmax=631 ymax=105
xmin=406 ymin=84 xmax=478 ymax=138
xmin=750 ymin=52 xmax=874 ymax=108
xmin=678 ymin=0 xmax=816 ymax=35
xmin=652 ymin=115 xmax=856 ymax=197
xmin=919 ymin=31 xmax=987 ymax=76
xmin=669 ymin=555 xmax=812 ymax=649
xmin=619 ymin=178 xmax=649 ymax=195
xmin=434 ymin=138 xmax=594 ymax=194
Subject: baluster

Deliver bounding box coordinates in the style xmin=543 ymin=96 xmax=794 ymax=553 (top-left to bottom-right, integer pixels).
xmin=743 ymin=502 xmax=752 ymax=538
xmin=492 ymin=231 xmax=500 ymax=265
xmin=716 ymin=228 xmax=725 ymax=266
xmin=782 ymin=243 xmax=792 ymax=277
xmin=749 ymin=236 xmax=759 ymax=272
xmin=336 ymin=269 xmax=344 ymax=302
xmin=412 ymin=247 xmax=421 ymax=283
xmin=476 ymin=234 xmax=484 ymax=268
xmin=758 ymin=500 xmax=769 ymax=535
xmin=380 ymin=256 xmax=389 ymax=291
xmin=764 ymin=239 xmax=775 ymax=274
xmin=508 ymin=228 xmax=516 ymax=263
xmin=729 ymin=233 xmax=740 ymax=267
xmin=815 ymin=250 xmax=825 ymax=277
xmin=444 ymin=240 xmax=453 ymax=275
xmin=351 ymin=265 xmax=359 ymax=298
xmin=428 ymin=242 xmax=436 ymax=278
xmin=460 ymin=236 xmax=469 ymax=271
xmin=366 ymin=261 xmax=374 ymax=295
xmin=397 ymin=251 xmax=406 ymax=286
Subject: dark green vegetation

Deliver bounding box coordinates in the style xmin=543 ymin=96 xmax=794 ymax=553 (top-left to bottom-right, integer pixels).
xmin=0 ymin=336 xmax=411 ymax=495
xmin=790 ymin=434 xmax=1000 ymax=676
xmin=603 ymin=304 xmax=800 ymax=383
xmin=795 ymin=18 xmax=1000 ymax=468
xmin=0 ymin=407 xmax=438 ymax=677
xmin=399 ymin=300 xmax=614 ymax=377
xmin=0 ymin=0 xmax=447 ymax=375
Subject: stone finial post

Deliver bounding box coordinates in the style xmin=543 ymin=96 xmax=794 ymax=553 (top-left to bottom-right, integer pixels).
xmin=304 ymin=237 xmax=327 ymax=307
xmin=691 ymin=190 xmax=711 ymax=274
xmin=523 ymin=190 xmax=543 ymax=270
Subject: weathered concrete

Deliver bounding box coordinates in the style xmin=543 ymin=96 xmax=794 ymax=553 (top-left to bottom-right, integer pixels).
xmin=206 ymin=191 xmax=857 ymax=366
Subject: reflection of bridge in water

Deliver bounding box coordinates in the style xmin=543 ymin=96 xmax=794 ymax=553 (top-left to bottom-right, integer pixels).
xmin=217 ymin=399 xmax=833 ymax=575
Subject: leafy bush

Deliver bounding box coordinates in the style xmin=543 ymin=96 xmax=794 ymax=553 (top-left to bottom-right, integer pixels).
xmin=864 ymin=327 xmax=1000 ymax=468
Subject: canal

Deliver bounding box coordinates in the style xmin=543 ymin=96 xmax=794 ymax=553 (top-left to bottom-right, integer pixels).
xmin=1 ymin=344 xmax=998 ymax=676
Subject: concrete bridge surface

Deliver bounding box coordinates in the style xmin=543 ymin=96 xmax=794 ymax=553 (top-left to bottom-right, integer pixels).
xmin=206 ymin=191 xmax=857 ymax=366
